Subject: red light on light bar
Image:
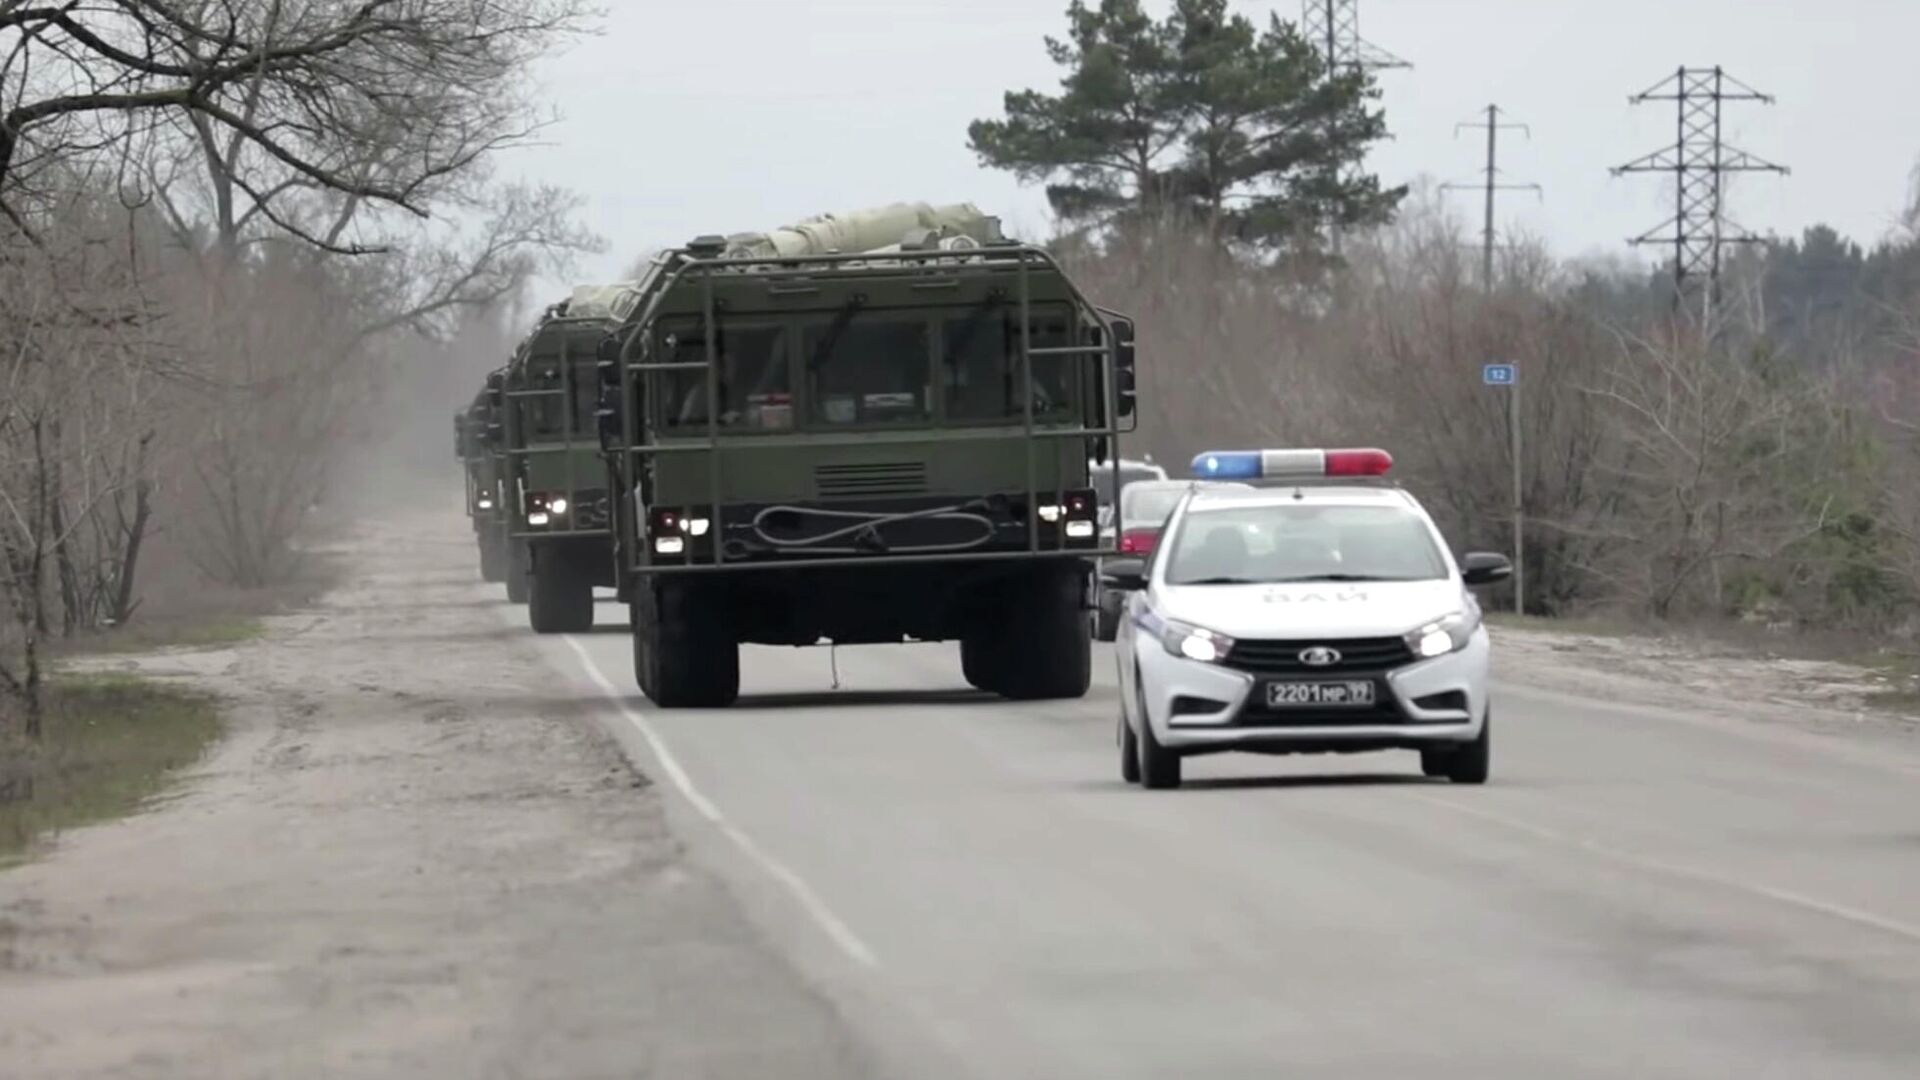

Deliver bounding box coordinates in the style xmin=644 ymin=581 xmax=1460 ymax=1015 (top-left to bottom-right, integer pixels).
xmin=1323 ymin=449 xmax=1393 ymax=477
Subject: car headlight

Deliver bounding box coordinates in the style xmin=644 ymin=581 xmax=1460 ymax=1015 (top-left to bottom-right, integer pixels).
xmin=1405 ymin=610 xmax=1481 ymax=659
xmin=1161 ymin=618 xmax=1235 ymax=664
xmin=549 ymin=497 xmax=569 ymax=515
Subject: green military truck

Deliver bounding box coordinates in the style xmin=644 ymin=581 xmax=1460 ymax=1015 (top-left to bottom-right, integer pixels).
xmin=498 ymin=294 xmax=622 ymax=632
xmin=457 ymin=379 xmax=511 ymax=584
xmin=594 ymin=202 xmax=1137 ymax=707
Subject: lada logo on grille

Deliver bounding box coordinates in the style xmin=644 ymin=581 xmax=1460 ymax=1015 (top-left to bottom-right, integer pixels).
xmin=1298 ymin=646 xmax=1342 ymax=667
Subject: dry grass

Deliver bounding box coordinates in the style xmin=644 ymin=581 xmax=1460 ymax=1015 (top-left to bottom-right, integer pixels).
xmin=1 ymin=674 xmax=223 ymax=864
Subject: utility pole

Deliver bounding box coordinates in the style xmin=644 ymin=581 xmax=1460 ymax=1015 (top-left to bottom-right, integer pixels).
xmin=1613 ymin=66 xmax=1787 ymax=324
xmin=1301 ymin=0 xmax=1408 ymax=256
xmin=1441 ymin=105 xmax=1540 ymax=289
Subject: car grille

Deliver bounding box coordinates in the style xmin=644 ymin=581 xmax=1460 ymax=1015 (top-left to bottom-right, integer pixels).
xmin=814 ymin=462 xmax=928 ymax=499
xmin=1222 ymin=636 xmax=1414 ymax=676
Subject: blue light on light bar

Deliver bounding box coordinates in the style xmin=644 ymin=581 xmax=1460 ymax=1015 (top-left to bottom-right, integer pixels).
xmin=1191 ymin=451 xmax=1263 ymax=479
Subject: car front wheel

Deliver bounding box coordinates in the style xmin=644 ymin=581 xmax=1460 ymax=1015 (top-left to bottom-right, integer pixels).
xmin=1421 ymin=709 xmax=1491 ymax=785
xmin=1134 ymin=675 xmax=1181 ymax=789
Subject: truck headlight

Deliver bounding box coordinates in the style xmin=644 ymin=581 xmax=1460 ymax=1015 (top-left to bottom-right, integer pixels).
xmin=1406 ymin=611 xmax=1480 ymax=658
xmin=549 ymin=497 xmax=569 ymax=515
xmin=1161 ymin=619 xmax=1235 ymax=664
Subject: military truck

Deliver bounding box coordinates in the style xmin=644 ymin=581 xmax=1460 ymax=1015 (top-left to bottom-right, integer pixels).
xmin=498 ymin=294 xmax=624 ymax=632
xmin=594 ymin=202 xmax=1137 ymax=707
xmin=458 ymin=379 xmax=511 ymax=584
xmin=481 ymin=367 xmax=533 ymax=602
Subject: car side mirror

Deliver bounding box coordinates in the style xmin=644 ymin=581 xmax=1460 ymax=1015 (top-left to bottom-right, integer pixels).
xmin=1462 ymin=552 xmax=1513 ymax=587
xmin=1101 ymin=557 xmax=1148 ymax=591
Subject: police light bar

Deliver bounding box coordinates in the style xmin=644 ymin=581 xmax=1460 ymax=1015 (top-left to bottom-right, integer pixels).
xmin=1189 ymin=448 xmax=1393 ymax=480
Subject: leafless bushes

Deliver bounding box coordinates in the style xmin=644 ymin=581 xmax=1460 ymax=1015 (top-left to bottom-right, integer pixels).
xmin=1069 ymin=201 xmax=1915 ymax=627
xmin=1 ymin=2 xmax=600 ymax=738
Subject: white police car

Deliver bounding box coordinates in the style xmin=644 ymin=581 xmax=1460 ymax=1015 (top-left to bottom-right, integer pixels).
xmin=1103 ymin=447 xmax=1512 ymax=789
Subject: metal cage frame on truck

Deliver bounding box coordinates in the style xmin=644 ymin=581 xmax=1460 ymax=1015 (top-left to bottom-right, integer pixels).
xmin=501 ymin=311 xmax=616 ymax=545
xmin=597 ymin=240 xmax=1139 ymax=582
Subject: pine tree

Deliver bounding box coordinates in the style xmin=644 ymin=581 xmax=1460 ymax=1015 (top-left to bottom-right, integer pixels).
xmin=968 ymin=0 xmax=1403 ymax=251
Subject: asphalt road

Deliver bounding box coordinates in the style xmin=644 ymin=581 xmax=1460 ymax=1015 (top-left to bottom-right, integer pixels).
xmin=527 ymin=598 xmax=1920 ymax=1080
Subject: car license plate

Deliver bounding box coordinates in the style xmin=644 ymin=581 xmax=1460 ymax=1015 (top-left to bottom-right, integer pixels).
xmin=1266 ymin=680 xmax=1374 ymax=708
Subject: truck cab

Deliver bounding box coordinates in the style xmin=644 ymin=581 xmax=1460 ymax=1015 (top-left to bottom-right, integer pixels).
xmin=596 ymin=204 xmax=1139 ymax=706
xmin=499 ymin=295 xmax=623 ymax=632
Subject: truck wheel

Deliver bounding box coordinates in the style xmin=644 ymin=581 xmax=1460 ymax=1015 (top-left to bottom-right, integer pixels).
xmin=528 ymin=546 xmax=595 ymax=634
xmin=997 ymin=565 xmax=1092 ymax=701
xmin=504 ymin=539 xmax=530 ymax=604
xmin=478 ymin=532 xmax=506 ymax=583
xmin=960 ymin=635 xmax=1002 ymax=693
xmin=1093 ymin=594 xmax=1122 ymax=642
xmin=636 ymin=582 xmax=738 ymax=708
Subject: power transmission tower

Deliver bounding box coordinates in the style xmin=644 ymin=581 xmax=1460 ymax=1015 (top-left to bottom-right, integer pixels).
xmin=1301 ymin=0 xmax=1408 ymax=255
xmin=1613 ymin=66 xmax=1788 ymax=323
xmin=1441 ymin=105 xmax=1541 ymax=289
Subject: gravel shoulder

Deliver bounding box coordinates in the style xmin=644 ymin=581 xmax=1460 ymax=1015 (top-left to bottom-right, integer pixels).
xmin=1491 ymin=620 xmax=1920 ymax=742
xmin=0 ymin=510 xmax=875 ymax=1080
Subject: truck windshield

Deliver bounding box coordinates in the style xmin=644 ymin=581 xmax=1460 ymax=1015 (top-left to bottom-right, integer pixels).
xmin=660 ymin=320 xmax=794 ymax=431
xmin=516 ymin=359 xmax=598 ymax=442
xmin=805 ymin=308 xmax=931 ymax=425
xmin=942 ymin=303 xmax=1075 ymax=421
xmin=652 ymin=303 xmax=1080 ymax=431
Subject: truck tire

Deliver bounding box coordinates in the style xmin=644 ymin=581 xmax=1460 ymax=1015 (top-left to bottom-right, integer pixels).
xmin=960 ymin=635 xmax=1001 ymax=693
xmin=997 ymin=565 xmax=1092 ymax=701
xmin=504 ymin=539 xmax=530 ymax=604
xmin=1092 ymin=592 xmax=1122 ymax=642
xmin=528 ymin=545 xmax=595 ymax=634
xmin=634 ymin=582 xmax=738 ymax=708
xmin=478 ymin=531 xmax=506 ymax=583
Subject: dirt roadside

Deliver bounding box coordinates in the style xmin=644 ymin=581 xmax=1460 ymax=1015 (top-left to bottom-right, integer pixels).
xmin=1491 ymin=621 xmax=1920 ymax=742
xmin=0 ymin=510 xmax=875 ymax=1080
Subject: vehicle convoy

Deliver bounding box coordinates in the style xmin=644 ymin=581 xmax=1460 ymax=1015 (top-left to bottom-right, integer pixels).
xmin=593 ymin=201 xmax=1138 ymax=707
xmin=456 ymin=383 xmax=510 ymax=583
xmin=1102 ymin=448 xmax=1513 ymax=789
xmin=498 ymin=291 xmax=625 ymax=632
xmin=1091 ymin=478 xmax=1249 ymax=641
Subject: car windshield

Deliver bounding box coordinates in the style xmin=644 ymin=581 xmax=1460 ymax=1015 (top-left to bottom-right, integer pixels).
xmin=1164 ymin=503 xmax=1448 ymax=585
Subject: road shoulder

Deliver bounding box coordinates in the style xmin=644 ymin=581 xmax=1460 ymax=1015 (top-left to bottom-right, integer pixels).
xmin=0 ymin=512 xmax=875 ymax=1079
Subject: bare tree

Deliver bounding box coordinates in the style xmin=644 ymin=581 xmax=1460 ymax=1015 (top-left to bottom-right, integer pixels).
xmin=2 ymin=1 xmax=596 ymax=237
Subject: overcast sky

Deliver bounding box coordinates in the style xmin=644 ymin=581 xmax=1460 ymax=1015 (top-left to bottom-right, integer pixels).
xmin=505 ymin=0 xmax=1920 ymax=293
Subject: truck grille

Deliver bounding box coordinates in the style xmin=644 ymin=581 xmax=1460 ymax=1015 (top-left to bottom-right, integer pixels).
xmin=1223 ymin=637 xmax=1414 ymax=675
xmin=814 ymin=462 xmax=928 ymax=499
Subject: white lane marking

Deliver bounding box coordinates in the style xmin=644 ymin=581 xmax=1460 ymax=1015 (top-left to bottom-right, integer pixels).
xmin=562 ymin=636 xmax=879 ymax=968
xmin=1415 ymin=793 xmax=1920 ymax=946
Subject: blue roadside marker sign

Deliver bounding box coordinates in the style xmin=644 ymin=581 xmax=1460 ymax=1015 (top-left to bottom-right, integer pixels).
xmin=1483 ymin=363 xmax=1516 ymax=386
